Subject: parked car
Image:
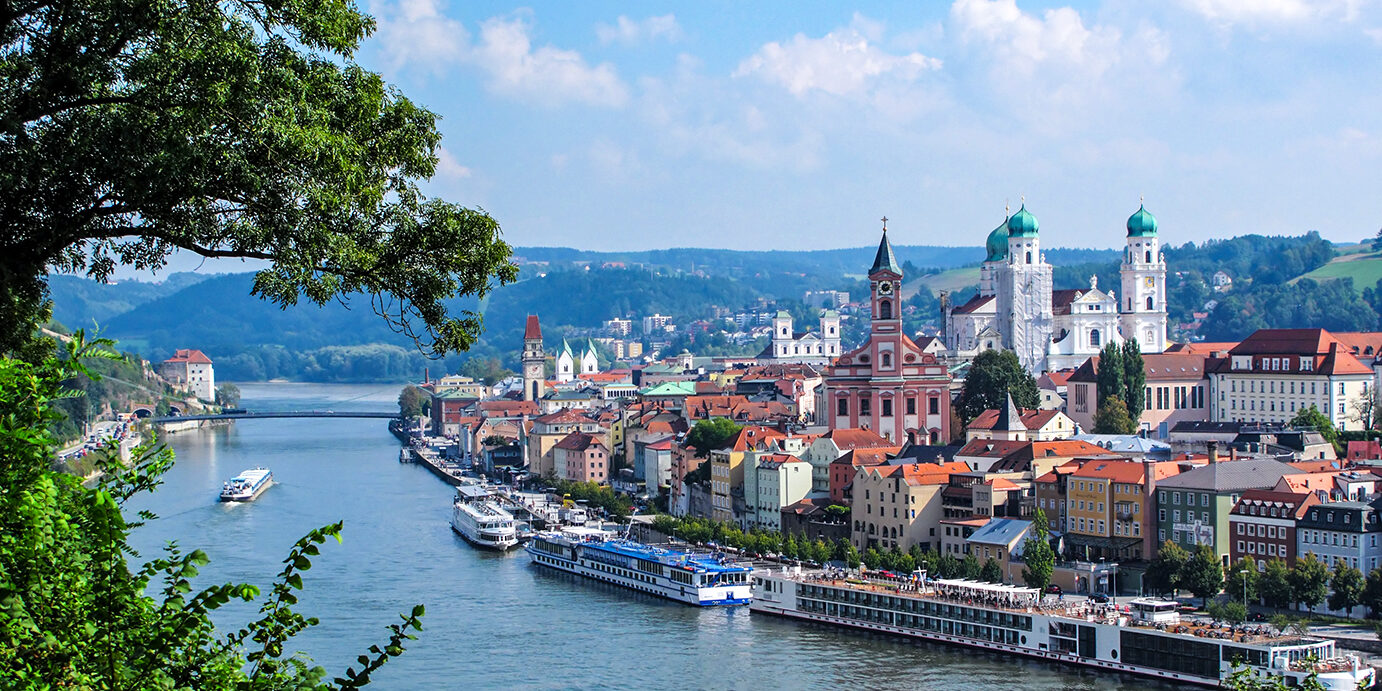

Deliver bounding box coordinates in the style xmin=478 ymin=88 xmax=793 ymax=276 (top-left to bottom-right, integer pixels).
xmin=1090 ymin=593 xmax=1110 ymax=604
xmin=1045 ymin=584 xmax=1062 ymax=595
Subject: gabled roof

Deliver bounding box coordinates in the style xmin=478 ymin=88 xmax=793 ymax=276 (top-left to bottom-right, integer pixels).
xmin=966 ymin=518 xmax=1032 ymax=547
xmin=1051 ymin=289 xmax=1086 ymax=316
xmin=818 ymin=427 xmax=894 ymax=450
xmin=729 ymin=425 xmax=787 ymax=452
xmin=1157 ymin=458 xmax=1303 ymax=492
xmin=554 ymin=431 xmax=606 ymax=452
xmin=165 ymin=348 xmax=213 ymax=364
xmin=477 ymin=400 xmax=541 ymax=418
xmin=952 ymin=294 xmax=996 ymax=315
xmin=1230 ymin=489 xmax=1317 ymax=520
xmin=1207 ymin=329 xmax=1372 ymax=376
xmin=967 ymin=407 xmax=1063 ymax=432
xmin=1068 ymin=352 xmax=1209 ymax=383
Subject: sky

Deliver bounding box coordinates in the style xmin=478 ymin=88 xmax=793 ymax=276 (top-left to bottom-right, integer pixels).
xmin=144 ymin=0 xmax=1382 ymax=275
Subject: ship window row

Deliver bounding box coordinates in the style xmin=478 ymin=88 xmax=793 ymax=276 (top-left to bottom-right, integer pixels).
xmin=532 ymin=541 xmax=567 ymax=556
xmin=636 ymin=558 xmax=665 ymax=577
xmin=796 ymin=586 xmax=1030 ymax=631
xmin=797 ymin=599 xmax=1021 ymax=644
xmin=1120 ymin=631 xmax=1222 ymax=679
xmin=671 ymin=570 xmax=695 ymax=585
xmin=587 ymin=561 xmax=659 ymax=585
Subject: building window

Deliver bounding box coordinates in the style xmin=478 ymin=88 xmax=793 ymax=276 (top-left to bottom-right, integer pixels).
xmin=837 ymin=398 xmax=848 ymax=416
xmin=860 ymin=399 xmax=871 ymax=417
xmin=881 ymin=352 xmax=892 ymax=368
xmin=1090 ymin=329 xmax=1101 ymax=347
xmin=882 ymin=399 xmax=893 ymax=417
xmin=1146 ymin=296 xmax=1154 ymax=310
xmin=879 ymin=300 xmax=892 ymax=320
xmin=929 ymin=397 xmax=939 ymax=415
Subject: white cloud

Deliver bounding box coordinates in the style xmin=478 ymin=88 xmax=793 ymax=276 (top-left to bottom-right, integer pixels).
xmin=950 ymin=0 xmax=1129 ymax=80
xmin=1180 ymin=0 xmax=1365 ymax=26
xmin=596 ymin=15 xmax=682 ymax=45
xmin=369 ymin=4 xmax=628 ymax=107
xmin=371 ymin=0 xmax=468 ymax=73
xmin=734 ymin=14 xmax=941 ymax=97
xmin=434 ymin=147 xmax=473 ymax=179
xmin=470 ymin=15 xmax=629 ymax=107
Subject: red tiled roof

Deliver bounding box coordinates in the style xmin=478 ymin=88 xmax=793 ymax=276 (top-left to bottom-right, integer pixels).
xmin=1203 ymin=329 xmax=1372 ymax=376
xmin=1069 ymin=352 xmax=1210 ymax=383
xmin=524 ymin=315 xmax=542 ymax=339
xmin=952 ymin=294 xmax=995 ymax=315
xmin=966 ymin=408 xmax=1062 ymax=431
xmin=1230 ymin=488 xmax=1317 ymax=519
xmin=1051 ymin=289 xmax=1085 ymax=316
xmin=730 ymin=425 xmax=787 ymax=452
xmin=554 ymin=431 xmax=605 ymax=451
xmin=819 ymin=427 xmax=894 ymax=450
xmin=534 ymin=409 xmax=591 ymax=425
xmin=1165 ymin=341 xmax=1239 ymax=355
xmin=165 ymin=348 xmax=212 ymax=364
xmin=1333 ymin=332 xmax=1382 ymax=361
xmin=478 ymin=400 xmax=542 ymax=417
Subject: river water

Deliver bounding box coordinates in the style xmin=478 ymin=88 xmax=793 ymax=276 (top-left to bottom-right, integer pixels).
xmin=127 ymin=383 xmax=1164 ymax=690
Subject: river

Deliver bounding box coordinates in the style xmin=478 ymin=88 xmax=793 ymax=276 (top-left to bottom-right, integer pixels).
xmin=127 ymin=382 xmax=1164 ymax=690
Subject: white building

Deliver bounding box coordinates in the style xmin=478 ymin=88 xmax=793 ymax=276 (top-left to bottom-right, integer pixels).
xmin=761 ymin=310 xmax=841 ymax=365
xmin=944 ymin=203 xmax=1167 ymax=374
xmin=554 ymin=339 xmax=599 ymax=383
xmin=1208 ymin=329 xmax=1374 ymax=431
xmin=159 ymin=349 xmax=215 ymax=401
xmin=750 ymin=455 xmax=813 ymax=531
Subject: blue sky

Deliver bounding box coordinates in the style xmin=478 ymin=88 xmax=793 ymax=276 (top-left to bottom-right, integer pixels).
xmin=145 ymin=0 xmax=1382 ymax=276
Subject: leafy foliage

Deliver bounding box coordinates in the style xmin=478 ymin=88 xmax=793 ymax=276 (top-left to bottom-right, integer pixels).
xmin=1199 ymin=278 xmax=1378 ymax=342
xmin=0 ymin=336 xmax=422 ymax=688
xmin=1122 ymin=339 xmax=1146 ymax=419
xmin=397 ymin=385 xmax=428 ymax=419
xmin=1144 ymin=541 xmax=1188 ymax=595
xmin=1327 ymin=561 xmax=1365 ymax=617
xmin=685 ymin=418 xmax=744 ymax=458
xmin=216 ymin=383 xmax=242 ymax=409
xmin=1095 ymin=342 xmax=1124 ymax=409
xmin=1181 ymin=544 xmax=1225 ymax=607
xmin=1020 ymin=509 xmax=1054 ymax=591
xmin=1 ymin=0 xmax=520 ymax=357
xmin=956 ymin=349 xmax=1039 ymax=423
xmin=1260 ymin=559 xmax=1294 ymax=610
xmin=1289 ymin=405 xmax=1340 ymax=454
xmin=1093 ymin=396 xmax=1137 ymax=435
xmin=1290 ymin=553 xmax=1330 ymax=610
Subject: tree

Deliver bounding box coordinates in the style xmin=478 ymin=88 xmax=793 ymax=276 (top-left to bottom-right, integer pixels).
xmin=1363 ymin=567 xmax=1382 ymax=618
xmin=685 ymin=418 xmax=743 ymax=458
xmin=960 ymin=554 xmax=982 ymax=580
xmin=1181 ymin=544 xmax=1225 ymax=608
xmin=1289 ymin=406 xmax=1340 ymax=455
xmin=1291 ymin=553 xmax=1330 ymax=611
xmin=1260 ymin=559 xmax=1295 ymax=611
xmin=980 ymin=558 xmax=1003 ymax=584
xmin=1095 ymin=341 xmax=1125 ymax=408
xmin=1145 ymin=541 xmax=1189 ymax=595
xmin=1328 ymin=561 xmax=1365 ymax=618
xmin=1021 ymin=509 xmax=1055 ymax=591
xmin=0 ymin=0 xmax=519 ymax=357
xmin=938 ymin=553 xmax=960 ymax=580
xmin=215 ymin=382 xmax=241 ymax=408
xmin=955 ymin=349 xmax=1039 ymax=423
xmin=1093 ymin=396 xmax=1137 ymax=435
xmin=862 ymin=547 xmax=882 ymax=571
xmin=398 ymin=384 xmax=428 ymax=419
xmin=1 ymin=337 xmax=423 ymax=686
xmin=459 ymin=357 xmax=513 ymax=387
xmin=1225 ymin=557 xmax=1260 ymax=606
xmin=1121 ymin=339 xmax=1146 ymax=419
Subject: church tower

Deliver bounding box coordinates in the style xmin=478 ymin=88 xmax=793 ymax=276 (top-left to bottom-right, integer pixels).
xmin=995 ymin=204 xmax=1054 ymax=373
xmin=819 ymin=309 xmax=841 ymax=358
xmin=772 ymin=310 xmax=794 ymax=357
xmin=522 ymin=315 xmax=545 ymax=402
xmin=1120 ymin=203 xmax=1168 ymax=353
xmin=556 ymin=339 xmax=575 ymax=383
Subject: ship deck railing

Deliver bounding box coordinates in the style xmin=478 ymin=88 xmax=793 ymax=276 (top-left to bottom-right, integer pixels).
xmin=776 ymin=570 xmax=1322 ymax=647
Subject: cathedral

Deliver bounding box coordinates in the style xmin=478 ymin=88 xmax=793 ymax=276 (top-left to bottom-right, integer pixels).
xmin=943 ymin=203 xmax=1167 ymax=374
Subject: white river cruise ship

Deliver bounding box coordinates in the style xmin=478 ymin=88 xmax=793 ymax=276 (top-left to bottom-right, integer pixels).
xmin=752 ymin=570 xmax=1373 ymax=689
xmin=219 ymin=467 xmax=273 ymax=502
xmin=450 ymin=485 xmax=519 ymax=551
xmin=526 ymin=526 xmax=753 ymax=606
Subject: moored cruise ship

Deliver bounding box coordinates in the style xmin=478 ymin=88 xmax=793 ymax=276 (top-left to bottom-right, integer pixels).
xmin=219 ymin=467 xmax=273 ymax=502
xmin=752 ymin=571 xmax=1373 ymax=690
xmin=526 ymin=527 xmax=753 ymax=606
xmin=450 ymin=485 xmax=519 ymax=551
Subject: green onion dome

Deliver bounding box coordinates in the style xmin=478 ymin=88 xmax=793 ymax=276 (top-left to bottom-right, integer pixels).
xmin=1006 ymin=205 xmax=1039 ymax=238
xmin=984 ymin=219 xmax=1009 ymax=262
xmin=1127 ymin=204 xmax=1158 ymax=237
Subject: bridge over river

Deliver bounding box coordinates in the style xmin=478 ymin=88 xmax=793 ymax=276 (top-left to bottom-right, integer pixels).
xmin=151 ymin=410 xmax=398 ymax=423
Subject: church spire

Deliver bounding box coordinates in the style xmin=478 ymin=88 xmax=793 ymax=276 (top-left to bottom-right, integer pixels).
xmin=996 ymin=392 xmax=1027 ymax=433
xmin=869 ymin=217 xmax=901 ymax=276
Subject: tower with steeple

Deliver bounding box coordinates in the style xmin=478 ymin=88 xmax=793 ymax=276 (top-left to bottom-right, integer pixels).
xmin=580 ymin=339 xmax=599 ymax=375
xmin=994 ymin=204 xmax=1054 ymax=374
xmin=555 ymin=339 xmax=575 ymax=383
xmin=823 ymin=219 xmax=953 ymax=445
xmin=1120 ymin=202 xmax=1168 ymax=353
xmin=522 ymin=315 xmax=545 ymax=402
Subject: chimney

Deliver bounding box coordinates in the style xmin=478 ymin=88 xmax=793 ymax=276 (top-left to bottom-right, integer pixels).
xmin=424 ymin=367 xmax=430 ymax=386
xmin=1207 ymin=440 xmax=1219 ymax=464
xmin=1143 ymin=458 xmax=1158 ymax=558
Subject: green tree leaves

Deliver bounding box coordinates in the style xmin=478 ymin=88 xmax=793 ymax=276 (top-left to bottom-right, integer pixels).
xmin=955 ymin=349 xmax=1039 ymax=424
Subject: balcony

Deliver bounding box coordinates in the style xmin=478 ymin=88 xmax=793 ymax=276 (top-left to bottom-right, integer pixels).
xmin=1114 ymin=502 xmax=1137 ymax=521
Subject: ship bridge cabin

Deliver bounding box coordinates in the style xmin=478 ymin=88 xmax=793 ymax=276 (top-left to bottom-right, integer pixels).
xmin=1128 ymin=597 xmax=1179 ymax=625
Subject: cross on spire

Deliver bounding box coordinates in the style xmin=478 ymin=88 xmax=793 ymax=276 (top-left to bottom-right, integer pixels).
xmin=881 ymin=215 xmax=889 ymax=232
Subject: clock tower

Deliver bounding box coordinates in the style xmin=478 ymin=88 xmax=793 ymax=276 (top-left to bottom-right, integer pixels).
xmin=522 ymin=315 xmax=546 ymax=402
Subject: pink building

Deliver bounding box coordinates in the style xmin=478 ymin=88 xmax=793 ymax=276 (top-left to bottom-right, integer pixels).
xmin=1067 ymin=352 xmax=1210 ymax=438
xmin=824 ymin=228 xmax=952 ymax=444
xmin=554 ymin=431 xmax=610 ymax=483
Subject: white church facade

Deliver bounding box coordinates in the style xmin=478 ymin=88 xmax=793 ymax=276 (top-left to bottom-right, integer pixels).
xmin=555 ymin=339 xmax=600 ymax=383
xmin=943 ymin=203 xmax=1168 ymax=374
xmin=759 ymin=309 xmax=842 ymax=366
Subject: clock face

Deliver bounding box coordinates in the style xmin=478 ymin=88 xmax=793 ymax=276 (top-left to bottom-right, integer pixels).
xmin=878 ymin=282 xmax=893 ymax=295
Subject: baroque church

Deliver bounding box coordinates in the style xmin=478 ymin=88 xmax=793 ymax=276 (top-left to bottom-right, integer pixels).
xmin=942 ymin=203 xmax=1168 ymax=374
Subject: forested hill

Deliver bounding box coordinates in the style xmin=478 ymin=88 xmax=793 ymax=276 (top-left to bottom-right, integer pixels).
xmin=51 ymin=234 xmax=1382 ymax=382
